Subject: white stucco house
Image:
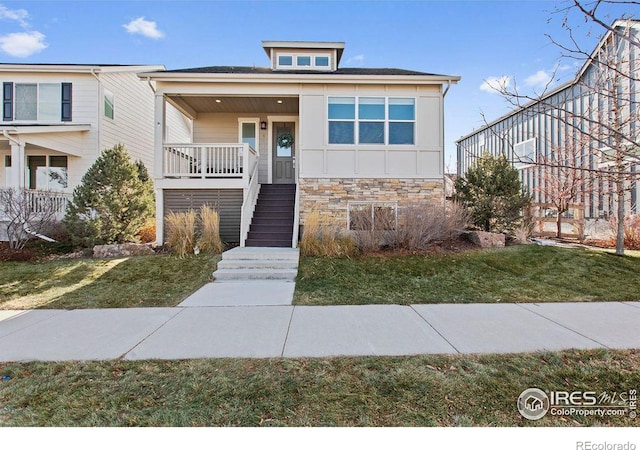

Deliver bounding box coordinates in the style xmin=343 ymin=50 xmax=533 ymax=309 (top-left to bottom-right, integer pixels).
xmin=0 ymin=63 xmax=191 ymax=237
xmin=143 ymin=41 xmax=460 ymax=247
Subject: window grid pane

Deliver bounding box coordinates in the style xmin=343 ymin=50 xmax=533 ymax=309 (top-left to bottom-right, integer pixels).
xmin=39 ymin=84 xmax=61 ymax=121
xmin=15 ymin=84 xmax=37 ymax=120
xmin=278 ymin=55 xmax=292 ymax=66
xmin=359 ymin=122 xmax=384 ymax=144
xmin=329 ymin=122 xmax=354 ymax=144
xmin=297 ymin=56 xmax=311 ymax=66
xmin=389 ymin=122 xmax=414 ymax=145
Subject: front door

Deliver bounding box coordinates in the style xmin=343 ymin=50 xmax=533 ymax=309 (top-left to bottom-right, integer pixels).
xmin=273 ymin=122 xmax=295 ymax=184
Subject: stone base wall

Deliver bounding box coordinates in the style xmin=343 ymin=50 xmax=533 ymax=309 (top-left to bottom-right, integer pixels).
xmin=298 ymin=178 xmax=445 ymax=227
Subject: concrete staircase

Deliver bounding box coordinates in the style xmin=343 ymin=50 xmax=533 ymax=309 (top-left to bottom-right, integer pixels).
xmin=213 ymin=247 xmax=299 ymax=281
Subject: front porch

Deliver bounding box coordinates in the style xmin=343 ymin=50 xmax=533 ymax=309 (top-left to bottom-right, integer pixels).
xmin=154 ymin=92 xmax=300 ymax=248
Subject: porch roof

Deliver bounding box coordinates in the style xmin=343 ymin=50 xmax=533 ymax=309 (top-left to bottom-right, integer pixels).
xmin=161 ymin=66 xmax=448 ymax=77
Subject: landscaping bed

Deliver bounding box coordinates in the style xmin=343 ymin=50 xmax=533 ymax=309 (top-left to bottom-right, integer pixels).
xmin=0 ymin=349 xmax=637 ymax=426
xmin=294 ymin=245 xmax=640 ymax=305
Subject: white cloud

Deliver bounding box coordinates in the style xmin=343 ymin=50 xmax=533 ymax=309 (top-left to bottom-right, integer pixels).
xmin=0 ymin=4 xmax=29 ymax=28
xmin=480 ymin=76 xmax=511 ymax=94
xmin=0 ymin=31 xmax=47 ymax=57
xmin=123 ymin=17 xmax=164 ymax=39
xmin=524 ymin=70 xmax=553 ymax=88
xmin=344 ymin=54 xmax=365 ymax=66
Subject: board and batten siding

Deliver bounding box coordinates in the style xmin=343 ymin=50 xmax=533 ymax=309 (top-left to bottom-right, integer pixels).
xmin=163 ymin=189 xmax=243 ymax=243
xmin=298 ymin=84 xmax=443 ymax=180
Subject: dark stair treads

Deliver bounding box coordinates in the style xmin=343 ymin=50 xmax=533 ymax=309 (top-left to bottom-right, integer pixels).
xmin=246 ymin=184 xmax=296 ymax=247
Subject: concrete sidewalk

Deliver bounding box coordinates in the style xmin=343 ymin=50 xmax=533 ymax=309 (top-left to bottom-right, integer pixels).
xmin=0 ymin=299 xmax=639 ymax=362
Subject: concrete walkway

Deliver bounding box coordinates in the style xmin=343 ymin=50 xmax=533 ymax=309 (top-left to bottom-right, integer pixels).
xmin=0 ymin=299 xmax=639 ymax=362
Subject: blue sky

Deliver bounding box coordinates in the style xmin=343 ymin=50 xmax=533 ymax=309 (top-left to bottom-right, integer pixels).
xmin=0 ymin=0 xmax=634 ymax=169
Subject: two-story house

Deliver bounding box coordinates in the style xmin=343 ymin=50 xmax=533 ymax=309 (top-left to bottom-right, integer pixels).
xmin=143 ymin=41 xmax=460 ymax=247
xmin=0 ymin=63 xmax=191 ymax=237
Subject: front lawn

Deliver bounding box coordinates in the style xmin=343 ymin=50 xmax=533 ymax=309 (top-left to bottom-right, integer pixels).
xmin=0 ymin=349 xmax=637 ymax=426
xmin=294 ymin=245 xmax=640 ymax=305
xmin=0 ymin=254 xmax=218 ymax=310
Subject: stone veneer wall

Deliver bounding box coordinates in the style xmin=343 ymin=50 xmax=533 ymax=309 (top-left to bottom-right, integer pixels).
xmin=298 ymin=178 xmax=445 ymax=227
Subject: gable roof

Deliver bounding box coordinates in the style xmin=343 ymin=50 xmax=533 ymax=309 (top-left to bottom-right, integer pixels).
xmin=456 ymin=18 xmax=640 ymax=143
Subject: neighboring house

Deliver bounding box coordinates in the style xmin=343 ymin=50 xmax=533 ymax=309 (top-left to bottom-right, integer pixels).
xmin=0 ymin=63 xmax=191 ymax=238
xmin=456 ymin=19 xmax=640 ymax=236
xmin=143 ymin=41 xmax=460 ymax=247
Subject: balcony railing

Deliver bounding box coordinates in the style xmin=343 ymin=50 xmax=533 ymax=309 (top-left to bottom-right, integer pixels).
xmin=1 ymin=189 xmax=71 ymax=221
xmin=163 ymin=143 xmax=258 ymax=181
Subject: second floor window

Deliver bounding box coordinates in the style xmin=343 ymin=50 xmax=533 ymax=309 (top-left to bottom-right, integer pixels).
xmin=3 ymin=82 xmax=72 ymax=122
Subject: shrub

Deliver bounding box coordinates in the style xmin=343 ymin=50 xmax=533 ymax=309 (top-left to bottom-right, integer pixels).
xmin=64 ymin=144 xmax=155 ymax=247
xmin=198 ymin=205 xmax=224 ymax=254
xmin=165 ymin=210 xmax=197 ymax=258
xmin=454 ymin=153 xmax=531 ymax=234
xmin=136 ymin=220 xmax=157 ymax=244
xmin=608 ymin=215 xmax=640 ymax=250
xmin=394 ymin=201 xmax=469 ymax=251
xmin=0 ymin=188 xmax=60 ymax=249
xmin=300 ymin=210 xmax=357 ymax=257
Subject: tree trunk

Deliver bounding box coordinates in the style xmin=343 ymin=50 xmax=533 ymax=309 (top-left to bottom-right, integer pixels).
xmin=556 ymin=214 xmax=563 ymax=239
xmin=616 ymin=177 xmax=625 ymax=256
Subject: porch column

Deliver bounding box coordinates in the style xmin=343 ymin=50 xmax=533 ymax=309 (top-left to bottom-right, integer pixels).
xmin=154 ymin=93 xmax=166 ymax=246
xmin=155 ymin=187 xmax=164 ymax=246
xmin=9 ymin=139 xmax=25 ymax=190
xmin=154 ymin=93 xmax=166 ymax=180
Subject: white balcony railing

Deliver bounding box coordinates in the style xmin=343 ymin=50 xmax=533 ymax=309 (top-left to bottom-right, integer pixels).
xmin=163 ymin=143 xmax=258 ymax=182
xmin=1 ymin=189 xmax=71 ymax=221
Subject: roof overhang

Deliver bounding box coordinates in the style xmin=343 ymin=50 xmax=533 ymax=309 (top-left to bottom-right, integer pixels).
xmin=0 ymin=64 xmax=165 ymax=74
xmin=139 ymin=71 xmax=461 ymax=86
xmin=0 ymin=124 xmax=92 ymax=135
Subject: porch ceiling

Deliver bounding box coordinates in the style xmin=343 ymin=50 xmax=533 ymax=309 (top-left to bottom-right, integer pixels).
xmin=170 ymin=95 xmax=299 ymax=115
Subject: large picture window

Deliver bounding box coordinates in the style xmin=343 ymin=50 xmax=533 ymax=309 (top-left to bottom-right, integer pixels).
xmin=328 ymin=97 xmax=415 ymax=145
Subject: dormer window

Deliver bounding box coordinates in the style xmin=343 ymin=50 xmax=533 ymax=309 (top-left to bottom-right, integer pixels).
xmin=278 ymin=55 xmax=293 ymax=67
xmin=275 ymin=52 xmax=333 ymax=70
xmin=263 ymin=41 xmax=345 ymax=72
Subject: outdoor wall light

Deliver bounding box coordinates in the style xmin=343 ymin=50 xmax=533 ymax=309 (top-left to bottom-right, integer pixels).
xmin=260 ymin=121 xmax=267 ymax=129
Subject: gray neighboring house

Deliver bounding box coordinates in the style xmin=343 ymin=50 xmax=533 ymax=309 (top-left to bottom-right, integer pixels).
xmin=456 ymin=19 xmax=640 ymax=237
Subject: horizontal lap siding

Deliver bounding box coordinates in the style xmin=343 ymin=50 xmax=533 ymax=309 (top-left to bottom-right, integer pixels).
xmin=163 ymin=189 xmax=242 ymax=243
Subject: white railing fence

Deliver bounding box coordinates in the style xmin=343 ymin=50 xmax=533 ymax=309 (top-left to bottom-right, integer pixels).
xmin=239 ymin=165 xmax=260 ymax=247
xmin=164 ymin=143 xmax=257 ymax=179
xmin=292 ymin=183 xmax=300 ymax=248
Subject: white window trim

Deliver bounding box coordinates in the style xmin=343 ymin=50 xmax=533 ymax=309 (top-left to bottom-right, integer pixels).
xmin=238 ymin=118 xmax=260 ymax=153
xmin=347 ymin=201 xmax=398 ymax=231
xmin=513 ymin=137 xmax=537 ymax=169
xmin=276 ymin=52 xmax=332 ymax=70
xmin=104 ymin=88 xmax=115 ymax=120
xmin=13 ymin=82 xmax=63 ymax=123
xmin=327 ymin=96 xmax=417 ymax=146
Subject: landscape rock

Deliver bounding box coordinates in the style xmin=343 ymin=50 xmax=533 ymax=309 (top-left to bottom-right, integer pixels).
xmin=466 ymin=231 xmax=506 ymax=248
xmin=93 ymin=243 xmax=155 ymax=258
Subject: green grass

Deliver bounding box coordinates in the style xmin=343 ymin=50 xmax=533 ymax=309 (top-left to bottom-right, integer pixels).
xmin=294 ymin=245 xmax=640 ymax=305
xmin=0 ymin=254 xmax=218 ymax=310
xmin=0 ymin=349 xmax=638 ymax=426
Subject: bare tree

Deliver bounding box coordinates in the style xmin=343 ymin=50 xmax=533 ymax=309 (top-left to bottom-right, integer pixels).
xmin=537 ymin=136 xmax=594 ymax=238
xmin=482 ymin=12 xmax=640 ymax=255
xmin=0 ymin=188 xmax=60 ymax=249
